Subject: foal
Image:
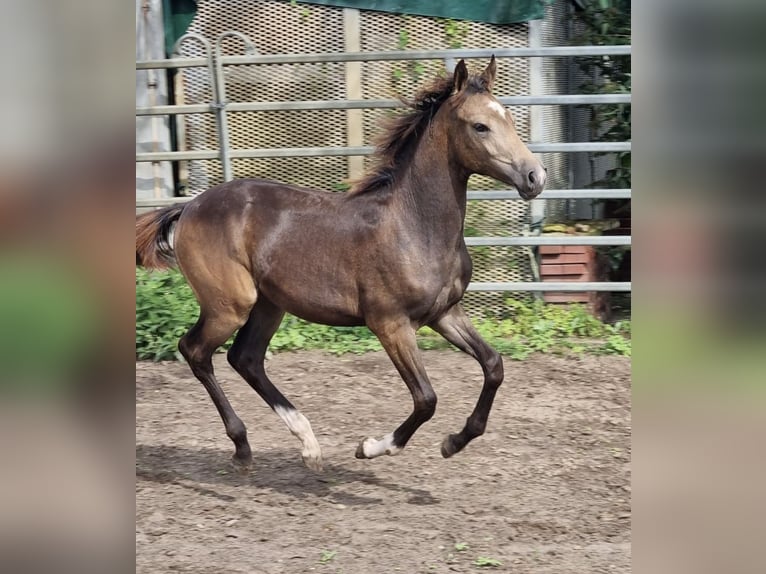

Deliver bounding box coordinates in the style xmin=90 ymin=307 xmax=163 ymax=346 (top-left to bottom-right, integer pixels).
xmin=136 ymin=58 xmax=546 ymax=471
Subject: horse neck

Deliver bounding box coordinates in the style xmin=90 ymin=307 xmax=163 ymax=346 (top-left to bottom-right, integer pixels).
xmin=394 ymin=120 xmax=469 ymax=239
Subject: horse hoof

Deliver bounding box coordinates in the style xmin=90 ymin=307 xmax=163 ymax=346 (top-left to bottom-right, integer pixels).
xmin=440 ymin=435 xmax=459 ymax=458
xmin=231 ymin=454 xmax=252 ymax=473
xmin=355 ymin=437 xmax=380 ymax=459
xmin=355 ymin=436 xmax=401 ymax=459
xmin=354 ymin=440 xmax=369 ymax=459
xmin=301 ymin=450 xmax=324 ymax=473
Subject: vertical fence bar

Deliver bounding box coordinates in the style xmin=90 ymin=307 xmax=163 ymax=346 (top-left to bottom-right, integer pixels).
xmin=171 ymin=33 xmax=216 ymax=192
xmin=214 ymin=32 xmax=257 ymax=182
xmin=343 ymin=8 xmax=365 ymax=181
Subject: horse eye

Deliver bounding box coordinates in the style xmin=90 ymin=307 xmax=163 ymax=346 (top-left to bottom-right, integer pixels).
xmin=473 ymin=123 xmax=489 ymax=133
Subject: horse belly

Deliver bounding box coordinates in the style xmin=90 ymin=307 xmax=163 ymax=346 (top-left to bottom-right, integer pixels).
xmin=257 ymin=273 xmax=365 ymax=327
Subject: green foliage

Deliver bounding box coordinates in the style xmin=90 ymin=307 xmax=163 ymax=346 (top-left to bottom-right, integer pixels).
xmin=269 ymin=315 xmax=383 ymax=355
xmin=574 ymin=0 xmax=631 ymax=191
xmin=599 ymin=333 xmax=632 ymax=356
xmin=440 ymin=18 xmax=471 ymax=48
xmin=397 ymin=28 xmax=410 ymax=50
xmin=136 ymin=270 xmax=630 ymax=361
xmin=290 ymin=0 xmax=310 ymax=22
xmin=318 ymin=549 xmax=337 ymax=564
xmin=473 ymin=556 xmax=502 ymax=568
xmin=390 ymin=22 xmax=427 ymax=86
xmin=332 ymin=181 xmax=351 ymax=192
xmin=464 ymin=299 xmax=630 ymax=359
xmin=135 ymin=267 xmax=200 ymax=361
xmin=572 ymin=0 xmax=632 ymax=292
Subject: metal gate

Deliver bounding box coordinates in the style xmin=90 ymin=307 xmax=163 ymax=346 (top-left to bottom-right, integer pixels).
xmin=136 ymin=6 xmax=631 ymax=317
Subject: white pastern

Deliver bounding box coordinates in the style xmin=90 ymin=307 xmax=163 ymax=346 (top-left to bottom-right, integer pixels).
xmin=274 ymin=405 xmax=323 ymax=471
xmin=361 ymin=433 xmax=402 ymax=458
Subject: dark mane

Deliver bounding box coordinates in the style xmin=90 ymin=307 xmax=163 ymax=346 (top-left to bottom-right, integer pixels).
xmin=349 ymin=72 xmax=489 ymax=196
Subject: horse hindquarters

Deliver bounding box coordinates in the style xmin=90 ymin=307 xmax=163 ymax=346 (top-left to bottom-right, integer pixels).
xmin=173 ymin=223 xmax=258 ymax=468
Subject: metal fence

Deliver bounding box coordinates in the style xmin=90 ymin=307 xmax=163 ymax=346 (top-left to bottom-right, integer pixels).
xmin=136 ymin=37 xmax=631 ymax=297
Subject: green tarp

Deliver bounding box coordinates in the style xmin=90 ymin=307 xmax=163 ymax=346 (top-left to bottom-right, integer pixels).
xmin=163 ymin=0 xmax=197 ymax=56
xmin=295 ymin=0 xmax=547 ymax=24
xmin=162 ymin=0 xmax=546 ymax=55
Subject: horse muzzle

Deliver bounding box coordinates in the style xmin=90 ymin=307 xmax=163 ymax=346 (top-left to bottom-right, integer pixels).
xmin=517 ymin=163 xmax=547 ymax=200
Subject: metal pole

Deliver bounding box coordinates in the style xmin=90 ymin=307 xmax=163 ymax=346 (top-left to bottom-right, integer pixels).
xmin=136 ymin=45 xmax=633 ymax=69
xmin=170 ymin=33 xmax=215 ymax=194
xmin=214 ymin=32 xmax=257 ymax=182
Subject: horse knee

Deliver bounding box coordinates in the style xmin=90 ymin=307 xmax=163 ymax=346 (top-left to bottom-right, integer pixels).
xmin=485 ymin=350 xmax=504 ymax=388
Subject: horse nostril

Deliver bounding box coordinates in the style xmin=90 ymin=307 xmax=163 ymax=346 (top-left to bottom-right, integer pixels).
xmin=528 ymin=170 xmax=536 ymax=184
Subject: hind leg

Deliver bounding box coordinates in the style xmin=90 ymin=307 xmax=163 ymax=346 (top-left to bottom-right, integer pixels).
xmin=227 ymin=298 xmax=323 ymax=472
xmin=176 ymin=258 xmax=256 ymax=468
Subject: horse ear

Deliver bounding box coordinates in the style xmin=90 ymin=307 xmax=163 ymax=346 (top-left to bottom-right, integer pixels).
xmin=481 ymin=55 xmax=497 ymax=92
xmin=453 ymin=59 xmax=468 ymax=93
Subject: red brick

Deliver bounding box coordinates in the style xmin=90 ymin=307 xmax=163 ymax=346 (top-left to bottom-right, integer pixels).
xmin=538 ymin=245 xmax=563 ymax=255
xmin=541 ymin=274 xmax=592 ymax=282
xmin=563 ymin=245 xmax=591 ymax=254
xmin=541 ymin=252 xmax=592 ymax=265
xmin=540 ymin=263 xmax=588 ymax=276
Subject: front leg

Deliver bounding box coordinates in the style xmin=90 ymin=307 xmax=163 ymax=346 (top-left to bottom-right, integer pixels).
xmin=429 ymin=304 xmax=504 ymax=457
xmin=355 ymin=319 xmax=437 ymax=459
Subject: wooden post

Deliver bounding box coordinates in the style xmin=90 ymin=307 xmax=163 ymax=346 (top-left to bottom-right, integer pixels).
xmin=343 ymin=8 xmax=364 ymax=181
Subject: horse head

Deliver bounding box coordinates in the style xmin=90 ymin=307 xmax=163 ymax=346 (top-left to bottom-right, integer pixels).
xmin=446 ymin=56 xmax=547 ymax=199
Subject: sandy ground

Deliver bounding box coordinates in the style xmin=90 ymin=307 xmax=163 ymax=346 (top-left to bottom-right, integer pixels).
xmin=137 ymin=350 xmax=631 ymax=573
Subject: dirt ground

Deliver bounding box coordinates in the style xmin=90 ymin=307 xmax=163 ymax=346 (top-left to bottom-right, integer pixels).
xmin=136 ymin=350 xmax=631 ymax=573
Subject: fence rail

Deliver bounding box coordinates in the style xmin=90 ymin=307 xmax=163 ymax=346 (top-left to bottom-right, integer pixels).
xmin=136 ymin=142 xmax=630 ymax=163
xmin=135 ymin=45 xmax=632 ymax=69
xmin=136 ymin=39 xmax=631 ymax=294
xmin=468 ymin=282 xmax=631 ymax=292
xmin=136 ymin=188 xmax=631 ymax=208
xmin=136 ymin=94 xmax=631 ymax=116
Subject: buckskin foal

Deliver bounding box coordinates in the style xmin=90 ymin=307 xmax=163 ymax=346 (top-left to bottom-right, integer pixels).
xmin=136 ymin=57 xmax=546 ymax=471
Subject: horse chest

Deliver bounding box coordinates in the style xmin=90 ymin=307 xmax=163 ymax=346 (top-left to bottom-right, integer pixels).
xmin=398 ymin=249 xmax=470 ymax=321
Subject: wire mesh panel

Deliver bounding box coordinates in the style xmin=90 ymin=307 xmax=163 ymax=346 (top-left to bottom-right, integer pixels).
xmin=177 ymin=0 xmax=348 ymax=191
xmin=176 ymin=0 xmax=540 ymax=318
xmin=539 ymin=0 xmax=573 ymax=222
xmin=356 ymin=10 xmax=535 ymax=316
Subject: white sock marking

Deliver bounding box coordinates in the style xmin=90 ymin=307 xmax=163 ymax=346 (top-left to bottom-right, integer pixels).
xmin=361 ymin=432 xmax=401 ymax=458
xmin=274 ymin=405 xmax=322 ymax=470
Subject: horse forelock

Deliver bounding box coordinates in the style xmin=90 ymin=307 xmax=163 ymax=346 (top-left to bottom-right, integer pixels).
xmin=350 ymin=71 xmax=486 ymax=196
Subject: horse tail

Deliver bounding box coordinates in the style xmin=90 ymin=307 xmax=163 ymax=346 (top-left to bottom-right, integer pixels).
xmin=136 ymin=204 xmax=186 ymax=270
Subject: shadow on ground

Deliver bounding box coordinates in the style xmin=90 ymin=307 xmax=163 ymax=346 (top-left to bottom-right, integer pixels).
xmin=136 ymin=443 xmax=440 ymax=507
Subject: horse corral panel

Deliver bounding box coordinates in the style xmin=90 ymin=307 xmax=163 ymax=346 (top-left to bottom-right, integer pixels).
xmin=176 ymin=0 xmax=542 ymax=316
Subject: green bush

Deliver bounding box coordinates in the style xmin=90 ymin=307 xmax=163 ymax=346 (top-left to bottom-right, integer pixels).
xmin=136 ymin=269 xmax=630 ymax=361
xmin=135 ymin=268 xmax=201 ymax=360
